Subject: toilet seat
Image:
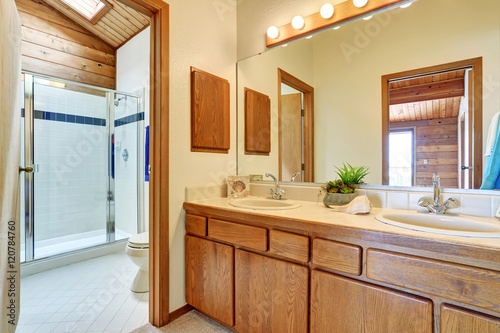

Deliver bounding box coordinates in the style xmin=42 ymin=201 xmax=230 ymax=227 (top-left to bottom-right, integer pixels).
xmin=128 ymin=232 xmax=149 ymax=249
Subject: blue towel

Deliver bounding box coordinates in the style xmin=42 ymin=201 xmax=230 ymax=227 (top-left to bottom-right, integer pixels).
xmin=480 ymin=117 xmax=500 ymax=190
xmin=145 ymin=125 xmax=149 ymax=182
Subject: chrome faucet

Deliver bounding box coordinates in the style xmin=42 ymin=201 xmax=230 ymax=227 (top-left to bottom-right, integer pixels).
xmin=291 ymin=171 xmax=301 ymax=182
xmin=418 ymin=174 xmax=460 ymax=214
xmin=266 ymin=173 xmax=285 ymax=199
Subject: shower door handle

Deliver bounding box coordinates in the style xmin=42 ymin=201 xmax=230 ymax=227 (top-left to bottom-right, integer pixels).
xmin=19 ymin=164 xmax=39 ymax=174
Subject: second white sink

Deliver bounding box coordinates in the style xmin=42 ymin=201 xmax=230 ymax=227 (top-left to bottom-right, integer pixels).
xmin=229 ymin=198 xmax=301 ymax=210
xmin=376 ymin=211 xmax=500 ymax=238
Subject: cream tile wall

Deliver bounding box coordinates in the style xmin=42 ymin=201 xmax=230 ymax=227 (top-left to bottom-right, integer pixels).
xmin=249 ymin=182 xmax=499 ymax=218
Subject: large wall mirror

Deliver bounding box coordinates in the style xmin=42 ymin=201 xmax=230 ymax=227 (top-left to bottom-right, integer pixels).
xmin=237 ymin=0 xmax=499 ymax=191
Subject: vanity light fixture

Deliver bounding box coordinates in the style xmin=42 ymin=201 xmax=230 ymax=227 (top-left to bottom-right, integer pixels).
xmin=400 ymin=2 xmax=412 ymax=8
xmin=291 ymin=15 xmax=305 ymax=29
xmin=353 ymin=0 xmax=368 ymax=8
xmin=267 ymin=26 xmax=279 ymax=39
xmin=320 ymin=3 xmax=334 ymax=19
xmin=363 ymin=15 xmax=373 ymax=20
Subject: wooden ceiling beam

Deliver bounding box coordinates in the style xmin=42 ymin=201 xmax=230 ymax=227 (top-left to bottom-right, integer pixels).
xmin=389 ymin=77 xmax=464 ymax=105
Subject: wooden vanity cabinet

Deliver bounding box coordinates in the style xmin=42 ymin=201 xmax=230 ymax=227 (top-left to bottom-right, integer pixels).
xmin=185 ymin=235 xmax=234 ymax=326
xmin=235 ymin=250 xmax=309 ymax=333
xmin=310 ymin=270 xmax=433 ymax=333
xmin=441 ymin=304 xmax=500 ymax=333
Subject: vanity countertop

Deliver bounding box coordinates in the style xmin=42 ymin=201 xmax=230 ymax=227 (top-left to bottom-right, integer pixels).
xmin=183 ymin=197 xmax=500 ymax=254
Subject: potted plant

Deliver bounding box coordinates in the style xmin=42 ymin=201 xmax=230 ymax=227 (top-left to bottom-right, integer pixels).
xmin=321 ymin=163 xmax=369 ymax=206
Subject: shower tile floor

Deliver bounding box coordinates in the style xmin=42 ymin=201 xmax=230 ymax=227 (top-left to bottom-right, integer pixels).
xmin=17 ymin=252 xmax=148 ymax=333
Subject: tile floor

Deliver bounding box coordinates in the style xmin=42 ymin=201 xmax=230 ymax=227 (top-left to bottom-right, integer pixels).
xmin=17 ymin=252 xmax=148 ymax=333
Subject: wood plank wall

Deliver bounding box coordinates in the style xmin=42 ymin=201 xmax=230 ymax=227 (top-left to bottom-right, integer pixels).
xmin=15 ymin=0 xmax=116 ymax=89
xmin=392 ymin=117 xmax=459 ymax=188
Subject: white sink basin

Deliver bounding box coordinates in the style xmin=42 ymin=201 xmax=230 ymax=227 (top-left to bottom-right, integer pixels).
xmin=376 ymin=211 xmax=500 ymax=238
xmin=229 ymin=198 xmax=301 ymax=210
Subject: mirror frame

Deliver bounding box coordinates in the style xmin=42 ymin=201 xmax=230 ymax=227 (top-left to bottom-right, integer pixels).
xmin=381 ymin=57 xmax=483 ymax=188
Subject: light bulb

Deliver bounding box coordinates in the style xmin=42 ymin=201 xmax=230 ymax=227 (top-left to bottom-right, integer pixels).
xmin=320 ymin=3 xmax=334 ymax=19
xmin=291 ymin=16 xmax=305 ymax=30
xmin=306 ymin=35 xmax=313 ymax=39
xmin=363 ymin=15 xmax=373 ymax=20
xmin=353 ymin=0 xmax=368 ymax=8
xmin=267 ymin=26 xmax=279 ymax=39
xmin=400 ymin=2 xmax=412 ymax=8
xmin=333 ymin=26 xmax=341 ymax=30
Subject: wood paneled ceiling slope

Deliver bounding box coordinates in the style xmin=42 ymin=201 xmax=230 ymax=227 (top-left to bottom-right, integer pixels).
xmin=16 ymin=0 xmax=149 ymax=89
xmin=389 ymin=70 xmax=465 ymax=123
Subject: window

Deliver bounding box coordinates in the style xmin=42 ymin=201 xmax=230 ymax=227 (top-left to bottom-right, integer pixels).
xmin=389 ymin=129 xmax=414 ymax=186
xmin=61 ymin=0 xmax=110 ymax=24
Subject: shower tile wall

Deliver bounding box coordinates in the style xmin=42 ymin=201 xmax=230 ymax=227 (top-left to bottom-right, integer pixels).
xmin=114 ymin=96 xmax=140 ymax=237
xmin=32 ymin=84 xmax=107 ymax=245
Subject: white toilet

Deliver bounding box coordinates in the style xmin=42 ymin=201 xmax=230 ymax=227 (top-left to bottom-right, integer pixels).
xmin=126 ymin=232 xmax=149 ymax=293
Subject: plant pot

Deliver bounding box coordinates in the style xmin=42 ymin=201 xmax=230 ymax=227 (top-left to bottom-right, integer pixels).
xmin=323 ymin=192 xmax=357 ymax=207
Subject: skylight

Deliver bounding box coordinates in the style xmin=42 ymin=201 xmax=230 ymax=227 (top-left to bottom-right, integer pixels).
xmin=61 ymin=0 xmax=109 ymax=23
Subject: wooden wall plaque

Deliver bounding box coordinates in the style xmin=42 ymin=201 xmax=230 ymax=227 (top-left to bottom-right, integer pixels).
xmin=244 ymin=88 xmax=271 ymax=155
xmin=191 ymin=67 xmax=230 ymax=153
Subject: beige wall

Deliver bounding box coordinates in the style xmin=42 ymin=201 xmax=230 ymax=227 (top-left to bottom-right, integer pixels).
xmin=238 ymin=39 xmax=314 ymax=178
xmin=168 ymin=0 xmax=237 ymax=311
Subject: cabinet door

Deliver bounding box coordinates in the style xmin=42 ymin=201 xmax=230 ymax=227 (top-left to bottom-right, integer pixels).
xmin=185 ymin=235 xmax=234 ymax=326
xmin=441 ymin=304 xmax=500 ymax=333
xmin=235 ymin=250 xmax=308 ymax=333
xmin=310 ymin=270 xmax=433 ymax=333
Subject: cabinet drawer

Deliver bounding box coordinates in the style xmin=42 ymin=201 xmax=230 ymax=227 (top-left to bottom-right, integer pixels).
xmin=208 ymin=219 xmax=267 ymax=251
xmin=269 ymin=230 xmax=309 ymax=263
xmin=367 ymin=249 xmax=500 ymax=313
xmin=312 ymin=238 xmax=362 ymax=275
xmin=185 ymin=214 xmax=207 ymax=237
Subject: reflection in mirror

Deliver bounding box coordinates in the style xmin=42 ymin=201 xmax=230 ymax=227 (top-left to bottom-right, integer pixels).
xmin=237 ymin=0 xmax=499 ymax=191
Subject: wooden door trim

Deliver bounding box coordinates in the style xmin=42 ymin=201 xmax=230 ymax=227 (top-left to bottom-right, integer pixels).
xmin=278 ymin=68 xmax=314 ymax=182
xmin=381 ymin=57 xmax=482 ymax=187
xmin=117 ymin=0 xmax=169 ymax=327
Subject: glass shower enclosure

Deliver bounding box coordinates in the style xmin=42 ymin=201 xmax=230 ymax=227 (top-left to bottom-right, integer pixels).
xmin=20 ymin=73 xmax=144 ymax=262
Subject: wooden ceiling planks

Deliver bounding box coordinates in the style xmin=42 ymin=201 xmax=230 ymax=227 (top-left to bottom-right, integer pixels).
xmin=390 ymin=97 xmax=462 ymax=123
xmin=389 ymin=69 xmax=465 ymax=123
xmin=43 ymin=0 xmax=150 ymax=49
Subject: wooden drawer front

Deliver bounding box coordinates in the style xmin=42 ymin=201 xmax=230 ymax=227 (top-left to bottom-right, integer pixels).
xmin=310 ymin=270 xmax=433 ymax=333
xmin=269 ymin=230 xmax=309 ymax=263
xmin=367 ymin=249 xmax=500 ymax=313
xmin=185 ymin=214 xmax=207 ymax=237
xmin=312 ymin=238 xmax=362 ymax=275
xmin=208 ymin=219 xmax=267 ymax=252
xmin=185 ymin=235 xmax=234 ymax=326
xmin=441 ymin=304 xmax=500 ymax=333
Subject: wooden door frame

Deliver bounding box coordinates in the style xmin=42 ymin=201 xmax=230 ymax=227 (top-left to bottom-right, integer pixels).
xmin=116 ymin=0 xmax=169 ymax=327
xmin=381 ymin=57 xmax=482 ymax=188
xmin=278 ymin=68 xmax=314 ymax=182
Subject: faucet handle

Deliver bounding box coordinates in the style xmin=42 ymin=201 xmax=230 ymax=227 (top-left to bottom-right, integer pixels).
xmin=267 ymin=187 xmax=274 ymax=195
xmin=418 ymin=197 xmax=430 ymax=207
xmin=444 ymin=198 xmax=460 ymax=209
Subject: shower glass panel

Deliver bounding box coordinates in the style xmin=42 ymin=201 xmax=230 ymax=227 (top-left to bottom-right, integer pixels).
xmin=20 ymin=73 xmax=142 ymax=263
xmin=32 ymin=78 xmax=108 ymax=259
xmin=20 ymin=74 xmax=26 ymax=262
xmin=113 ymin=93 xmax=143 ymax=241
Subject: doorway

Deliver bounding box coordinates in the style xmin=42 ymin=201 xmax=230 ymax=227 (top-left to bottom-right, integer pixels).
xmin=382 ymin=58 xmax=483 ymax=189
xmin=278 ymin=68 xmax=314 ymax=182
